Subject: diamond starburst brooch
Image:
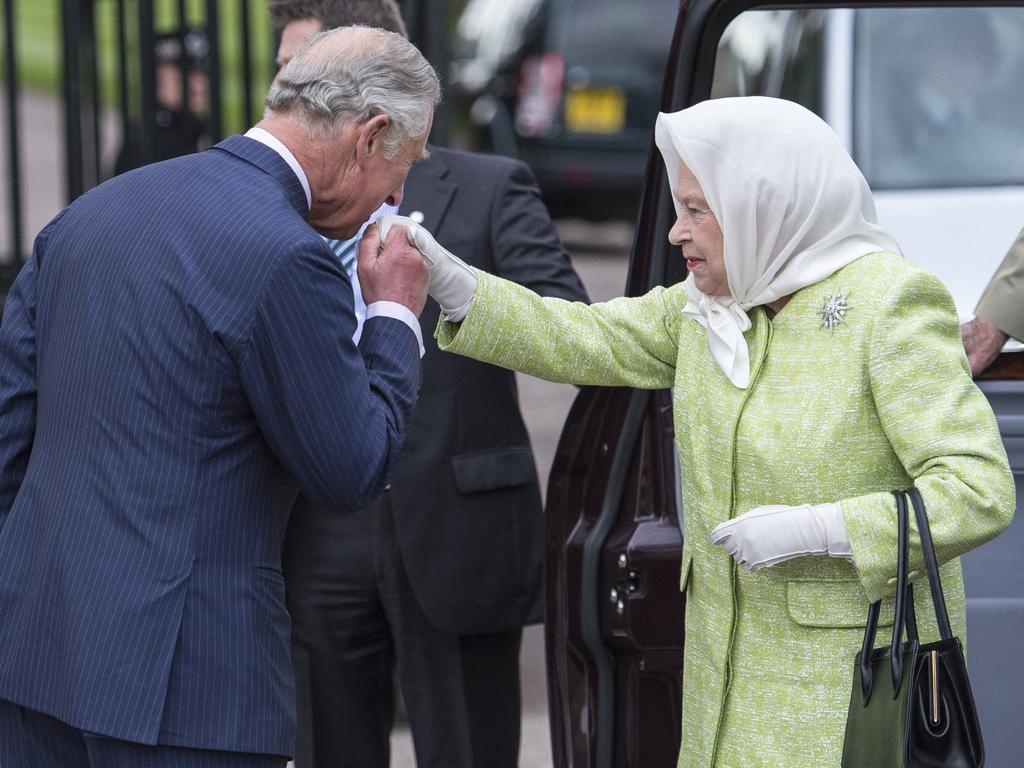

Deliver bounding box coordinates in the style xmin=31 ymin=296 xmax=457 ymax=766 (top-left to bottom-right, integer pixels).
xmin=818 ymin=291 xmax=850 ymax=331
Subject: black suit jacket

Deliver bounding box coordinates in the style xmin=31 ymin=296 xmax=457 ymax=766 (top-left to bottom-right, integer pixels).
xmin=389 ymin=147 xmax=589 ymax=634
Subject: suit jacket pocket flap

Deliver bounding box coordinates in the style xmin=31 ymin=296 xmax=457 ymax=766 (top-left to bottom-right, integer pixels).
xmin=786 ymin=579 xmax=895 ymax=629
xmin=451 ymin=446 xmax=536 ymax=495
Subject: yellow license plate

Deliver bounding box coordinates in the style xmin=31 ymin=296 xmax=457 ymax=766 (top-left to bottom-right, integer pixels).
xmin=564 ymin=87 xmax=626 ymax=134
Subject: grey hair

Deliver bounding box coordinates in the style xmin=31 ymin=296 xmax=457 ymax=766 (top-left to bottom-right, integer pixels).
xmin=265 ymin=26 xmax=440 ymax=158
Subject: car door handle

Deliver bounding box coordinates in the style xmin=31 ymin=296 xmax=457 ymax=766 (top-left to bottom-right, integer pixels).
xmin=609 ymin=562 xmax=647 ymax=615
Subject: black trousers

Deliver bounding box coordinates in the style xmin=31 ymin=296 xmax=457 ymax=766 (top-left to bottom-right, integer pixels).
xmin=0 ymin=699 xmax=285 ymax=768
xmin=282 ymin=495 xmax=524 ymax=768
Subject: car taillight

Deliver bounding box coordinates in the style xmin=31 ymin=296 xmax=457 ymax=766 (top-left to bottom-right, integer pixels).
xmin=515 ymin=52 xmax=565 ymax=137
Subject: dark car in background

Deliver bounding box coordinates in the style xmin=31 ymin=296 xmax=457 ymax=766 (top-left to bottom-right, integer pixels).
xmin=451 ymin=0 xmax=679 ymax=221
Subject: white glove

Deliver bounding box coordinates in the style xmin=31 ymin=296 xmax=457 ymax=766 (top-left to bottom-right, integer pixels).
xmin=709 ymin=502 xmax=853 ymax=572
xmin=378 ymin=215 xmax=478 ymax=321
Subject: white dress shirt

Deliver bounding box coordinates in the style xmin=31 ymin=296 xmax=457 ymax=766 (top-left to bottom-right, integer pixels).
xmin=244 ymin=127 xmax=424 ymax=356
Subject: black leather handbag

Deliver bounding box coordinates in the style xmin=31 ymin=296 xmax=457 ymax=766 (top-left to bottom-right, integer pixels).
xmin=841 ymin=487 xmax=985 ymax=768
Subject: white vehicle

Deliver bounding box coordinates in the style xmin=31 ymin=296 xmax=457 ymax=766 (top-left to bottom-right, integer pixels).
xmin=714 ymin=7 xmax=1024 ymax=346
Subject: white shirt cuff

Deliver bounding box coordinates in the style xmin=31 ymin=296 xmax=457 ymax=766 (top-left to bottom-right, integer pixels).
xmin=364 ymin=301 xmax=425 ymax=358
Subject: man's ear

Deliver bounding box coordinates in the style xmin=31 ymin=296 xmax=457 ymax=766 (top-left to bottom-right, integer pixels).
xmin=355 ymin=114 xmax=392 ymax=168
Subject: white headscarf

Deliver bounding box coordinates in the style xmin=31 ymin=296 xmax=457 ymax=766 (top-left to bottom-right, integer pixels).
xmin=654 ymin=97 xmax=900 ymax=388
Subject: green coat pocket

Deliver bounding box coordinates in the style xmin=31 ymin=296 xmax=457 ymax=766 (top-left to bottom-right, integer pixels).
xmin=786 ymin=579 xmax=895 ymax=628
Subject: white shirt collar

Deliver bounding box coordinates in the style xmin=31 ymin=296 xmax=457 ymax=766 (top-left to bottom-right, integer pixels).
xmin=244 ymin=127 xmax=312 ymax=210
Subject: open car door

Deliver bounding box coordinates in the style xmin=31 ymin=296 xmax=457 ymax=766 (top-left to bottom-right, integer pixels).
xmin=544 ymin=1 xmax=1024 ymax=767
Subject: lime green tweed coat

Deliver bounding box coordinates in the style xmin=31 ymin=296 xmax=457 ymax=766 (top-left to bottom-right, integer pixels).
xmin=436 ymin=251 xmax=1015 ymax=767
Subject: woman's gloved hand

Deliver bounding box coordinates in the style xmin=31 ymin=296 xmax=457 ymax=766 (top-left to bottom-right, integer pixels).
xmin=378 ymin=215 xmax=478 ymax=321
xmin=709 ymin=502 xmax=853 ymax=572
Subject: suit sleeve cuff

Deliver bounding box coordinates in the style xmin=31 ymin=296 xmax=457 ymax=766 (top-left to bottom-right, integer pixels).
xmin=365 ymin=301 xmax=425 ymax=358
xmin=974 ymin=299 xmax=1024 ymax=342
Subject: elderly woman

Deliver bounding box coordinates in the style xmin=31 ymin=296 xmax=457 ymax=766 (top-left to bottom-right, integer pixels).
xmin=379 ymin=97 xmax=1015 ymax=767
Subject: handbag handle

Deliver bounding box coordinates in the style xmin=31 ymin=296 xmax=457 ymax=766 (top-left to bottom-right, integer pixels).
xmin=888 ymin=490 xmax=914 ymax=695
xmin=859 ymin=490 xmax=914 ymax=702
xmin=907 ymin=486 xmax=954 ymax=640
xmin=859 ymin=486 xmax=953 ymax=704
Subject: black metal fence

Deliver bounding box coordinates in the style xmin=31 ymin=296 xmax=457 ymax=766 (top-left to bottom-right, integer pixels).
xmin=2 ymin=0 xmax=23 ymax=283
xmin=3 ymin=1 xmax=282 ymax=281
xmin=1 ymin=0 xmax=449 ymax=291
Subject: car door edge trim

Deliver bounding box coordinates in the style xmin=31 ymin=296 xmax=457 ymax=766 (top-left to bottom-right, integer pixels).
xmin=580 ymin=388 xmax=652 ymax=768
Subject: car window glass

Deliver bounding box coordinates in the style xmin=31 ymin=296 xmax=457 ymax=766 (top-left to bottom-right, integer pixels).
xmin=555 ymin=0 xmax=680 ymax=137
xmin=564 ymin=0 xmax=678 ymax=74
xmin=854 ymin=8 xmax=1024 ymax=189
xmin=453 ymin=0 xmax=548 ymax=90
xmin=711 ymin=9 xmax=825 ymax=112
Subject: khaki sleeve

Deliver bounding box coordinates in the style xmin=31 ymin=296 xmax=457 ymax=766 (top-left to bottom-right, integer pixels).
xmin=435 ymin=271 xmax=687 ymax=389
xmin=840 ymin=267 xmax=1015 ymax=602
xmin=975 ymin=226 xmax=1024 ymax=340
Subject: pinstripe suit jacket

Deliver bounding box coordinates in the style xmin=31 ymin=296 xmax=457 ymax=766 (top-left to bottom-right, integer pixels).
xmin=0 ymin=136 xmax=421 ymax=757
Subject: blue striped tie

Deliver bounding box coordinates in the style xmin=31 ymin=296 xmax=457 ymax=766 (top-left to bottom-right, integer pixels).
xmin=328 ymin=238 xmax=358 ymax=277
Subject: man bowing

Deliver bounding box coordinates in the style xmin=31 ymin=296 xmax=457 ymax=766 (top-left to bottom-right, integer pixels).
xmin=0 ymin=26 xmax=437 ymax=768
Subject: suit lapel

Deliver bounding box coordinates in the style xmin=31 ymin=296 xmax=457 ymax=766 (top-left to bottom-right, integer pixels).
xmin=400 ymin=149 xmax=456 ymax=234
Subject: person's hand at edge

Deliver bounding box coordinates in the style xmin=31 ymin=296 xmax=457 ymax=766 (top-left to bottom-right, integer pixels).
xmin=960 ymin=315 xmax=1009 ymax=377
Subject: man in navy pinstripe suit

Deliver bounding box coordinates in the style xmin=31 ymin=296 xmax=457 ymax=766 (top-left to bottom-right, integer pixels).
xmin=0 ymin=26 xmax=438 ymax=768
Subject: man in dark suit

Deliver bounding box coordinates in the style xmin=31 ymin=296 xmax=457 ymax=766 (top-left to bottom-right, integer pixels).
xmin=0 ymin=27 xmax=438 ymax=768
xmin=271 ymin=3 xmax=590 ymax=767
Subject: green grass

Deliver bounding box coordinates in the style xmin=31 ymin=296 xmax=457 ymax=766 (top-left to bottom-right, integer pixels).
xmin=2 ymin=0 xmax=278 ymax=133
xmin=3 ymin=0 xmax=474 ymax=134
